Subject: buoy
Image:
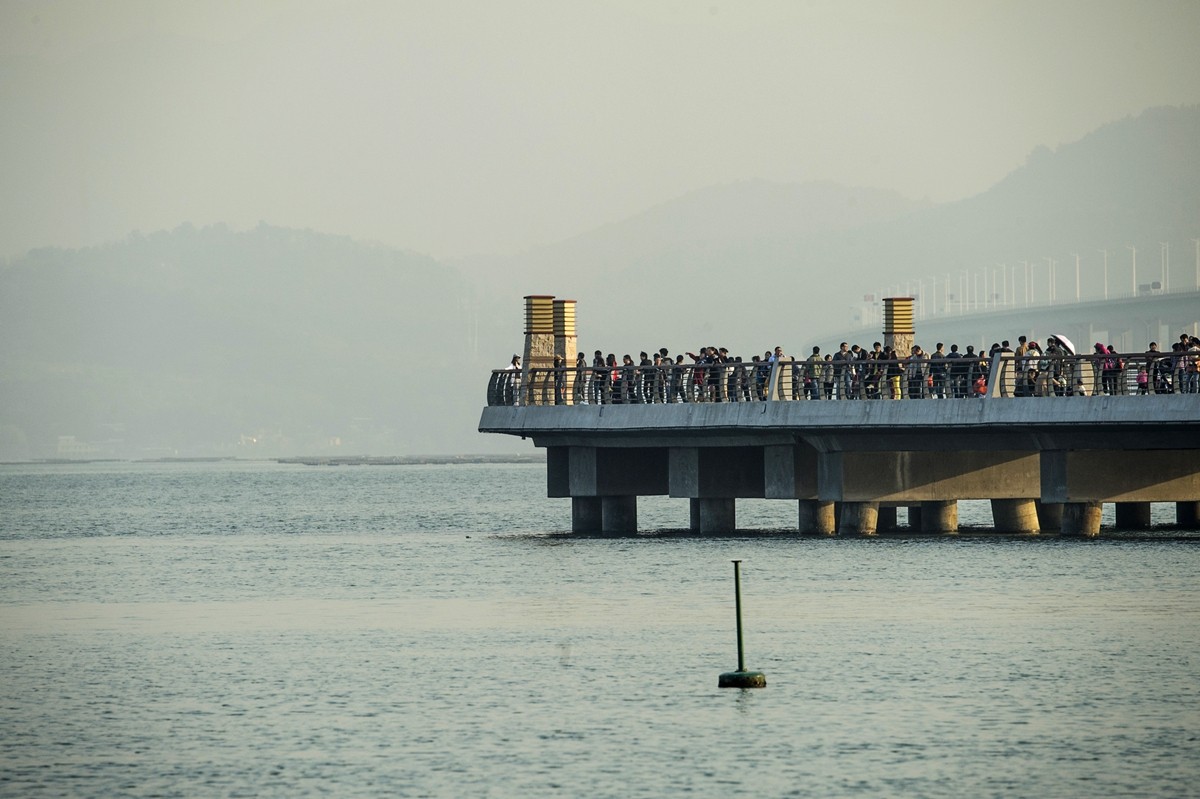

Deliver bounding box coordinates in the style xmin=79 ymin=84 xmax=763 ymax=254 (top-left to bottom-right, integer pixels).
xmin=718 ymin=559 xmax=766 ymax=688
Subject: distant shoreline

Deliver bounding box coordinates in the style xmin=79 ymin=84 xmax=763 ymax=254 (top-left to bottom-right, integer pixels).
xmin=1 ymin=455 xmax=545 ymax=467
xmin=276 ymin=454 xmax=545 ymax=466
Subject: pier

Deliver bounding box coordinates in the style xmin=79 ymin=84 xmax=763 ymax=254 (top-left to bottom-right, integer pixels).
xmin=479 ymin=296 xmax=1200 ymax=537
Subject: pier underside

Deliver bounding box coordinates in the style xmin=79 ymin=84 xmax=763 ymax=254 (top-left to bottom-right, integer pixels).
xmin=483 ymin=398 xmax=1200 ymax=537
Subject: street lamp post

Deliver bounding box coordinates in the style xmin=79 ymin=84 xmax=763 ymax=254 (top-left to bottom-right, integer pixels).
xmin=1128 ymin=245 xmax=1137 ymax=296
xmin=1160 ymin=242 xmax=1169 ymax=293
xmin=1071 ymin=252 xmax=1081 ymax=302
xmin=1098 ymin=249 xmax=1108 ymax=300
xmin=1193 ymin=238 xmax=1200 ymax=290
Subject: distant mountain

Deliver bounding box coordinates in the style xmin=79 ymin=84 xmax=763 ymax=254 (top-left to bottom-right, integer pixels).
xmin=0 ymin=224 xmax=488 ymax=459
xmin=3 ymin=107 xmax=1196 ymax=459
xmin=461 ymin=105 xmax=1200 ymax=357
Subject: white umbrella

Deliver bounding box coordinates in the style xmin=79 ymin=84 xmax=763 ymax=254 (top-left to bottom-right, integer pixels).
xmin=1050 ymin=334 xmax=1076 ymax=355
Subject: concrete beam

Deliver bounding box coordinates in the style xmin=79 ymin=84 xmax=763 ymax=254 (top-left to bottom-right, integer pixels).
xmin=669 ymin=446 xmax=765 ymax=498
xmin=568 ymin=446 xmax=669 ymax=497
xmin=1041 ymin=450 xmax=1200 ymax=502
xmin=481 ymin=395 xmax=1200 ymax=452
xmin=764 ymin=443 xmax=819 ymax=499
xmin=818 ymin=450 xmax=1040 ymax=502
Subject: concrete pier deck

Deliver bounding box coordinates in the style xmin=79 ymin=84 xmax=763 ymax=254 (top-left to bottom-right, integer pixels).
xmin=479 ymin=395 xmax=1200 ymax=537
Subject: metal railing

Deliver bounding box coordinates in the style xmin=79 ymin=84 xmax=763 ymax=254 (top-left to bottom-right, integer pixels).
xmin=486 ymin=352 xmax=1199 ymax=406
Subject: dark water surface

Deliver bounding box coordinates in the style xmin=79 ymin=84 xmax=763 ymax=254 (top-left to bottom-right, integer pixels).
xmin=2 ymin=461 xmax=1198 ymax=797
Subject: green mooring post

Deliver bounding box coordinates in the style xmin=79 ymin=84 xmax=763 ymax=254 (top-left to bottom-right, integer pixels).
xmin=718 ymin=559 xmax=766 ymax=688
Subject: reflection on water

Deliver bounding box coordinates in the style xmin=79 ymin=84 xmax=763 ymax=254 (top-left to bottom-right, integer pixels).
xmin=1 ymin=462 xmax=1198 ymax=797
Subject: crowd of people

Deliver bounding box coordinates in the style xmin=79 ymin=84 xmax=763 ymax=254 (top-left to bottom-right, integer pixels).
xmin=499 ymin=333 xmax=1200 ymax=405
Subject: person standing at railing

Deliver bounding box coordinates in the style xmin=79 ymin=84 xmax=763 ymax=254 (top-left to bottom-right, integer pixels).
xmin=905 ymin=345 xmax=929 ymax=399
xmin=832 ymin=342 xmax=853 ymax=400
xmin=1100 ymin=345 xmax=1123 ymax=395
xmin=1019 ymin=341 xmax=1042 ymax=397
xmin=574 ymin=352 xmax=588 ymax=405
xmin=605 ymin=353 xmax=619 ymax=404
xmin=803 ymin=347 xmax=822 ymax=400
xmin=670 ymin=355 xmax=687 ymax=403
xmin=1042 ymin=338 xmax=1065 ymax=396
xmin=591 ymin=351 xmax=606 ymax=404
xmin=633 ymin=352 xmax=649 ymax=404
xmin=944 ymin=344 xmax=964 ymax=398
xmin=612 ymin=354 xmax=631 ymax=404
xmin=1144 ymin=342 xmax=1166 ymax=394
xmin=502 ymin=354 xmax=521 ymax=406
xmin=552 ymin=355 xmax=566 ymax=405
xmin=930 ymin=342 xmax=948 ymax=399
xmin=1186 ymin=337 xmax=1200 ymax=394
xmin=1092 ymin=343 xmax=1109 ymax=395
xmin=882 ymin=347 xmax=900 ymax=399
xmin=1035 ymin=342 xmax=1054 ymax=396
xmin=863 ymin=342 xmax=884 ymax=400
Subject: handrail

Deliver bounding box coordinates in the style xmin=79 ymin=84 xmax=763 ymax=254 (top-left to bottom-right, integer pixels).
xmin=486 ymin=352 xmax=1197 ymax=406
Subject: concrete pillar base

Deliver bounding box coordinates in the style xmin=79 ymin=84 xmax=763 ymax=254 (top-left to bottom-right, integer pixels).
xmin=571 ymin=497 xmax=602 ymax=533
xmin=1062 ymin=502 xmax=1103 ymax=537
xmin=991 ymin=498 xmax=1040 ymax=534
xmin=798 ymin=500 xmax=836 ymax=535
xmin=919 ymin=500 xmax=958 ymax=534
xmin=689 ymin=498 xmax=700 ymax=532
xmin=906 ymin=505 xmax=922 ymax=530
xmin=876 ymin=506 xmax=899 ymax=532
xmin=839 ymin=502 xmax=879 ymax=536
xmin=1114 ymin=502 xmax=1152 ymax=530
xmin=601 ymin=495 xmax=637 ymax=534
xmin=695 ymin=498 xmax=736 ymax=533
xmin=1178 ymin=502 xmax=1200 ymax=528
xmin=1036 ymin=501 xmax=1063 ymax=533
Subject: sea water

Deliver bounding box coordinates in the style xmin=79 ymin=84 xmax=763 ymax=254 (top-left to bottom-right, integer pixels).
xmin=2 ymin=461 xmax=1198 ymax=798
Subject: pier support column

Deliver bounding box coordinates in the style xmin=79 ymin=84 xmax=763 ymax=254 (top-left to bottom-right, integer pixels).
xmin=601 ymin=496 xmax=637 ymax=534
xmin=839 ymin=502 xmax=879 ymax=536
xmin=991 ymin=499 xmax=1040 ymax=534
xmin=695 ymin=498 xmax=736 ymax=534
xmin=1062 ymin=502 xmax=1103 ymax=537
xmin=689 ymin=499 xmax=700 ymax=532
xmin=1114 ymin=502 xmax=1152 ymax=530
xmin=571 ymin=497 xmax=602 ymax=533
xmin=906 ymin=505 xmax=922 ymax=530
xmin=1178 ymin=502 xmax=1200 ymax=528
xmin=797 ymin=500 xmax=836 ymax=536
xmin=1036 ymin=501 xmax=1063 ymax=533
xmin=919 ymin=500 xmax=958 ymax=534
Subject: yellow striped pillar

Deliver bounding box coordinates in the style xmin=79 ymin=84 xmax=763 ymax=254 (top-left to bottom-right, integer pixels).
xmin=554 ymin=299 xmax=577 ymax=405
xmin=523 ymin=295 xmax=555 ymax=405
xmin=884 ymin=297 xmax=915 ymax=356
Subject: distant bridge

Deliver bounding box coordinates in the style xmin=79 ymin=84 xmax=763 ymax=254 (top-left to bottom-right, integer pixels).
xmin=845 ymin=288 xmax=1200 ymax=354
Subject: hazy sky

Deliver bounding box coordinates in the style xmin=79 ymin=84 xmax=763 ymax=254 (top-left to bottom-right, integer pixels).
xmin=2 ymin=0 xmax=1199 ymax=260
